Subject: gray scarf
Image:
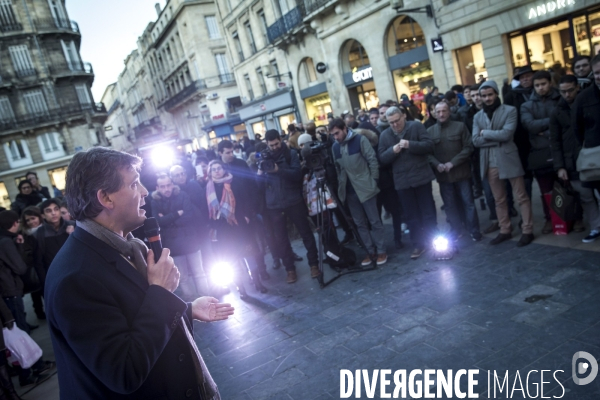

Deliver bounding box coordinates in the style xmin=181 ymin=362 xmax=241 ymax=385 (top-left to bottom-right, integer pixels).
xmin=77 ymin=219 xmax=148 ymax=280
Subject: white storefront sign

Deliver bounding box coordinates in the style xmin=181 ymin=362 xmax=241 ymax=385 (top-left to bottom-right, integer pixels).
xmin=352 ymin=67 xmax=373 ymax=83
xmin=528 ymin=0 xmax=575 ymax=19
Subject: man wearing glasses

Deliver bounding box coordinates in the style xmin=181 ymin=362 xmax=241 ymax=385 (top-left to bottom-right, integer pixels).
xmin=379 ymin=106 xmax=436 ymax=260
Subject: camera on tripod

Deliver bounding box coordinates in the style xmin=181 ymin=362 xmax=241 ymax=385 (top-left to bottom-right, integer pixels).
xmin=256 ymin=148 xmax=277 ymax=172
xmin=301 ymin=141 xmax=329 ymax=171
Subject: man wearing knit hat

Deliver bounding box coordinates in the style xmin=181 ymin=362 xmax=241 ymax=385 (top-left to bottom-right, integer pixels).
xmin=472 ymin=80 xmax=534 ymax=247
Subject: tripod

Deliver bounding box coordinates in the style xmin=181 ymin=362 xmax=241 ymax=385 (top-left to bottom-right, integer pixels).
xmin=312 ymin=169 xmax=377 ymax=288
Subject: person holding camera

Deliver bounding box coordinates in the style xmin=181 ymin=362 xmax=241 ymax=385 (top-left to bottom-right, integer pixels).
xmin=256 ymin=130 xmax=320 ymax=284
xmin=329 ymin=118 xmax=387 ymax=266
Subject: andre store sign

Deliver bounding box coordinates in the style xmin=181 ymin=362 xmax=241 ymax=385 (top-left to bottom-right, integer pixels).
xmin=528 ymin=0 xmax=575 ymax=19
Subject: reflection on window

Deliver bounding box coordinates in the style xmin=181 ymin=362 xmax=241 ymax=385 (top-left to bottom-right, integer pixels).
xmin=48 ymin=166 xmax=68 ymax=191
xmin=348 ymin=40 xmax=370 ymax=70
xmin=525 ymin=20 xmax=570 ymax=70
xmin=390 ymin=16 xmax=425 ymax=55
xmin=589 ymin=11 xmax=600 ymax=55
xmin=455 ymin=43 xmax=487 ymax=86
xmin=510 ymin=35 xmax=527 ymax=69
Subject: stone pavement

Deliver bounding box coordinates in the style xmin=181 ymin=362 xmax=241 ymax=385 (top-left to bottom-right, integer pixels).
xmin=15 ymin=183 xmax=600 ymax=399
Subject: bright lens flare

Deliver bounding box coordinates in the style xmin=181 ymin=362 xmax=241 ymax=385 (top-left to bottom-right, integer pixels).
xmin=211 ymin=262 xmax=234 ymax=287
xmin=433 ymin=236 xmax=449 ymax=252
xmin=151 ymin=147 xmax=174 ymax=169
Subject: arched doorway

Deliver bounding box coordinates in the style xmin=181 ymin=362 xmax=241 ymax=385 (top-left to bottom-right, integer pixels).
xmin=341 ymin=39 xmax=380 ymax=113
xmin=386 ymin=16 xmax=432 ymax=109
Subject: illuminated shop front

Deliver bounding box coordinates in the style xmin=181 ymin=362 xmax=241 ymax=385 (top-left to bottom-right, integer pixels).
xmin=238 ymin=88 xmax=299 ymax=138
xmin=341 ymin=40 xmax=380 ymax=112
xmin=455 ymin=43 xmax=488 ymax=86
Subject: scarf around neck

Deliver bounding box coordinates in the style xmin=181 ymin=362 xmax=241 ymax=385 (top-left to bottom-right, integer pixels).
xmin=483 ymin=97 xmax=502 ymax=120
xmin=77 ymin=219 xmax=148 ymax=279
xmin=206 ymin=173 xmax=237 ymax=225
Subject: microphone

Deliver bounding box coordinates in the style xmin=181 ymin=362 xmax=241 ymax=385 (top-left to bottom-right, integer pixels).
xmin=143 ymin=217 xmax=162 ymax=263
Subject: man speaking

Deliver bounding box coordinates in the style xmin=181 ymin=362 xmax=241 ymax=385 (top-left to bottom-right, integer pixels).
xmin=45 ymin=147 xmax=234 ymax=399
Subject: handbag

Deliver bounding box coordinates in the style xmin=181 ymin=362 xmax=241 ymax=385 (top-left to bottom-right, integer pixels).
xmin=576 ymin=144 xmax=600 ymax=182
xmin=550 ymin=180 xmax=582 ymax=222
xmin=3 ymin=326 xmax=43 ymax=369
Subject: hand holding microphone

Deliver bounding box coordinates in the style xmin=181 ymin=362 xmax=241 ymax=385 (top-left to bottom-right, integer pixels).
xmin=144 ymin=218 xmax=180 ymax=292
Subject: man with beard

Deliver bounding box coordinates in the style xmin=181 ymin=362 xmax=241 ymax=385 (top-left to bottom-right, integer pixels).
xmin=377 ymin=104 xmax=390 ymax=133
xmin=573 ymin=55 xmax=593 ymax=90
xmin=472 ymin=81 xmax=534 ymax=247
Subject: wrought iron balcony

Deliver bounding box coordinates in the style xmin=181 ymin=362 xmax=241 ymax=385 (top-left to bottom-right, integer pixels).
xmin=35 ymin=18 xmax=80 ymax=34
xmin=0 ymin=22 xmax=23 ymax=33
xmin=219 ymin=73 xmax=235 ymax=84
xmin=15 ymin=68 xmax=37 ymax=78
xmin=267 ymin=6 xmax=304 ymax=43
xmin=0 ymin=103 xmax=106 ymax=132
xmin=160 ymin=80 xmax=206 ymax=111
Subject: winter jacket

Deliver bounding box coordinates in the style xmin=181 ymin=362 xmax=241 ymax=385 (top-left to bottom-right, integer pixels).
xmin=550 ymin=96 xmax=581 ymax=181
xmin=333 ymin=130 xmax=379 ymax=203
xmin=177 ymin=179 xmax=209 ymax=226
xmin=151 ymin=186 xmax=202 ymax=257
xmin=35 ymin=218 xmax=75 ymax=271
xmin=10 ymin=192 xmax=43 ymax=216
xmin=460 ymin=103 xmax=480 ymax=133
xmin=0 ymin=230 xmax=27 ymax=297
xmin=427 ymin=120 xmax=473 ymax=183
xmin=520 ymin=88 xmax=561 ymax=172
xmin=573 ymin=84 xmax=600 ymax=149
xmin=378 ymin=121 xmax=435 ymax=190
xmin=256 ymin=143 xmax=304 ymax=210
xmin=472 ymin=104 xmax=524 ymax=180
xmin=504 ymin=85 xmax=533 ymax=170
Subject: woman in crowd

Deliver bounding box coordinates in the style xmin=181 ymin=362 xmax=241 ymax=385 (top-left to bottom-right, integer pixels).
xmin=10 ymin=181 xmax=43 ymax=216
xmin=206 ymin=159 xmax=266 ymax=299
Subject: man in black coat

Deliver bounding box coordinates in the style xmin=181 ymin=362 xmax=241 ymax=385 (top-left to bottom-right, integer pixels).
xmin=45 ymin=147 xmax=233 ymax=399
xmin=551 ymin=74 xmax=600 ymax=243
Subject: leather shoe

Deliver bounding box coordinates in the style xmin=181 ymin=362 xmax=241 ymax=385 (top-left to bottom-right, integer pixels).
xmin=376 ymin=254 xmax=388 ymax=265
xmin=490 ymin=232 xmax=512 ymax=245
xmin=310 ymin=265 xmax=321 ymax=278
xmin=516 ymin=233 xmax=534 ymax=247
xmin=483 ymin=222 xmax=500 ymax=234
xmin=361 ymin=255 xmax=373 ymax=266
xmin=286 ymin=270 xmax=297 ymax=284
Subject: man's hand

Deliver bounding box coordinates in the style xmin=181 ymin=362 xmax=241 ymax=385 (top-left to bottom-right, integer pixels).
xmin=444 ymin=162 xmax=454 ymax=172
xmin=557 ymin=169 xmax=569 ymax=180
xmin=66 ymin=225 xmax=74 ymax=235
xmin=437 ymin=164 xmax=445 ymax=173
xmin=192 ymin=297 xmax=234 ymax=322
xmin=177 ymin=210 xmax=184 ymax=216
xmin=146 ymin=248 xmax=180 ymax=292
xmin=399 ymin=139 xmax=409 ymax=149
xmin=393 ymin=143 xmax=402 ymax=154
xmin=15 ymin=234 xmax=24 ymax=244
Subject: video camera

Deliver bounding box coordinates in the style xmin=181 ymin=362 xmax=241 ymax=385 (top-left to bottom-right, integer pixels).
xmin=256 ymin=148 xmax=277 ymax=173
xmin=301 ymin=141 xmax=329 ymax=172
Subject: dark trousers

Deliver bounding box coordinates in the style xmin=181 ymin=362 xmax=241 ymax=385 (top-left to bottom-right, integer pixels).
xmin=30 ymin=291 xmax=44 ymax=317
xmin=266 ymin=202 xmax=318 ymax=271
xmin=439 ymin=179 xmax=480 ymax=235
xmin=533 ymin=170 xmax=556 ymax=221
xmin=377 ymin=187 xmax=403 ymax=242
xmin=471 ymin=148 xmax=483 ymax=196
xmin=261 ymin=211 xmax=293 ymax=264
xmin=397 ymin=182 xmax=437 ymax=248
xmin=482 ymin=177 xmax=515 ymax=221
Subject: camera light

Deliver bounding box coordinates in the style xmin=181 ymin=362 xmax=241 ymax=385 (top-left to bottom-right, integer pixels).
xmin=433 ymin=236 xmax=449 ymax=252
xmin=151 ymin=147 xmax=175 ymax=169
xmin=211 ymin=262 xmax=234 ymax=287
xmin=432 ymin=235 xmax=454 ymax=260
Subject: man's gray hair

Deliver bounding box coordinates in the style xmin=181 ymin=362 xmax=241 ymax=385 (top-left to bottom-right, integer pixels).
xmin=65 ymin=147 xmax=142 ymax=221
xmin=169 ymin=165 xmax=185 ymax=176
xmin=385 ymin=106 xmax=405 ymax=119
xmin=435 ymin=101 xmax=450 ymax=110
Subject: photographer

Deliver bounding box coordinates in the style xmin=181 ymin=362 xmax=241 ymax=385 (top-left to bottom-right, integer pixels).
xmin=256 ymin=130 xmax=319 ymax=284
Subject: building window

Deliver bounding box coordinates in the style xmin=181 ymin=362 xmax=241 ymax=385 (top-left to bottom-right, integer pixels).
xmin=9 ymin=45 xmax=35 ymax=77
xmin=3 ymin=139 xmax=32 ymax=168
xmin=347 ymin=40 xmax=370 ymax=70
xmin=270 ymin=60 xmax=280 ymax=78
xmin=232 ymin=31 xmax=244 ymax=62
xmin=301 ymin=57 xmax=318 ymax=83
xmin=257 ymin=10 xmax=268 ymax=45
xmin=48 ymin=166 xmax=68 ymax=192
xmin=37 ymin=132 xmax=65 ymax=161
xmin=205 ymin=16 xmax=220 ymax=39
xmin=23 ymin=90 xmax=49 ymax=116
xmin=0 ymin=96 xmax=16 ymax=125
xmin=215 ymin=53 xmax=233 ymax=83
xmin=244 ymin=74 xmax=254 ymax=100
xmin=455 ymin=43 xmax=487 ymax=86
xmin=48 ymin=0 xmax=68 ymax=26
xmin=256 ymin=67 xmax=267 ymax=95
xmin=245 ymin=21 xmax=257 ymax=54
xmin=75 ymin=84 xmax=92 ymax=109
xmin=61 ymin=40 xmax=81 ymax=70
xmin=388 ymin=16 xmax=426 ymax=55
xmin=0 ymin=0 xmax=21 ymax=31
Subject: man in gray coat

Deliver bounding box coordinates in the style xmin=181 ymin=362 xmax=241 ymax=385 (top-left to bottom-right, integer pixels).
xmin=472 ymin=80 xmax=534 ymax=247
xmin=330 ymin=118 xmax=386 ymax=266
xmin=379 ymin=107 xmax=436 ymax=259
xmin=428 ymin=102 xmax=481 ymax=241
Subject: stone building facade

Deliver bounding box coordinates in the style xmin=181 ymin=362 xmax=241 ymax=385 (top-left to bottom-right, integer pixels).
xmin=0 ymin=0 xmax=107 ymax=208
xmin=104 ymin=0 xmax=244 ymax=155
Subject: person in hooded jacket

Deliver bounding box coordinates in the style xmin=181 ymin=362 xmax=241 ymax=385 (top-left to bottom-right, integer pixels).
xmin=10 ymin=181 xmax=43 ymax=217
xmin=520 ymin=70 xmax=561 ymax=234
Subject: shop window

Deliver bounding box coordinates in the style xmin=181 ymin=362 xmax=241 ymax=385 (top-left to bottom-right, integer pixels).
xmin=0 ymin=182 xmax=10 ymax=210
xmin=510 ymin=35 xmax=528 ymax=69
xmin=387 ymin=16 xmax=426 ymax=56
xmin=589 ymin=11 xmax=600 ymax=55
xmin=252 ymin=121 xmax=265 ymax=137
xmin=278 ymin=114 xmax=295 ymax=132
xmin=455 ymin=43 xmax=487 ymax=86
xmin=304 ymin=94 xmax=332 ymax=122
xmin=356 ymin=82 xmax=379 ymax=111
xmin=347 ymin=40 xmax=370 ymax=70
xmin=48 ymin=166 xmax=68 ymax=192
